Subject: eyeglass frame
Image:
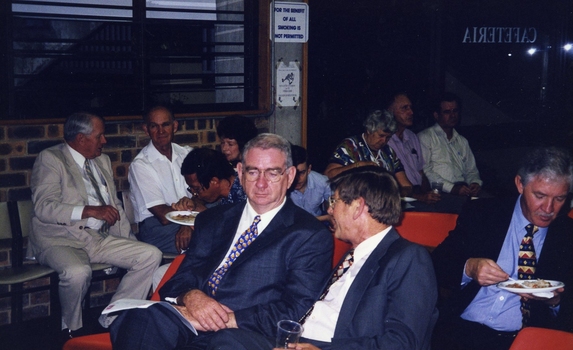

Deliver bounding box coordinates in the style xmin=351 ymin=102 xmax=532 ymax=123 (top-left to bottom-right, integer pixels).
xmin=187 ymin=184 xmax=205 ymax=196
xmin=243 ymin=167 xmax=287 ymax=183
xmin=328 ymin=196 xmax=343 ymax=208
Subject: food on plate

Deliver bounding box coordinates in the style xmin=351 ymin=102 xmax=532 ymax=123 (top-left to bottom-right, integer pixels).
xmin=506 ymin=279 xmax=553 ymax=289
xmin=171 ymin=213 xmax=197 ymax=222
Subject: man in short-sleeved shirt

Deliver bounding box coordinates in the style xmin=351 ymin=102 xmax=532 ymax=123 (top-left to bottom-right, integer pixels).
xmin=129 ymin=106 xmax=193 ymax=254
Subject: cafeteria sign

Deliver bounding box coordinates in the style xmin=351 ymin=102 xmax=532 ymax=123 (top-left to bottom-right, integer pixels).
xmin=273 ymin=2 xmax=308 ymax=43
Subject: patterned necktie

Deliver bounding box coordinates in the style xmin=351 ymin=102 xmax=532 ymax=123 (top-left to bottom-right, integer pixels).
xmin=299 ymin=249 xmax=354 ymax=323
xmin=518 ymin=223 xmax=538 ymax=326
xmin=208 ymin=215 xmax=261 ymax=296
xmin=84 ymin=159 xmax=109 ymax=237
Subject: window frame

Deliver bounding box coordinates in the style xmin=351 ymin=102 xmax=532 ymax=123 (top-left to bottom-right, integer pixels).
xmin=0 ymin=0 xmax=271 ymax=124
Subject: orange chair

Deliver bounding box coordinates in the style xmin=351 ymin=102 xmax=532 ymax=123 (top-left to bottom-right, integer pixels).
xmin=63 ymin=254 xmax=186 ymax=350
xmin=509 ymin=327 xmax=573 ymax=350
xmin=395 ymin=211 xmax=458 ymax=250
xmin=332 ymin=235 xmax=352 ymax=268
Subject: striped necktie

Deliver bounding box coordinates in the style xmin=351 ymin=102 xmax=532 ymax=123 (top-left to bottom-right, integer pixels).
xmin=518 ymin=223 xmax=538 ymax=326
xmin=299 ymin=249 xmax=354 ymax=323
xmin=208 ymin=215 xmax=261 ymax=296
xmin=84 ymin=159 xmax=109 ymax=237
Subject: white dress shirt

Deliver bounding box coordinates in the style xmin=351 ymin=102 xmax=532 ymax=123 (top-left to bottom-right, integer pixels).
xmin=128 ymin=142 xmax=192 ymax=222
xmin=214 ymin=198 xmax=286 ymax=271
xmin=418 ymin=123 xmax=482 ymax=193
xmin=68 ymin=144 xmax=110 ymax=230
xmin=302 ymin=226 xmax=392 ymax=342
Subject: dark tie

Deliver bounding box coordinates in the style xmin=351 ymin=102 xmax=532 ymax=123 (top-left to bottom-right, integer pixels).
xmin=299 ymin=249 xmax=354 ymax=323
xmin=208 ymin=215 xmax=261 ymax=296
xmin=84 ymin=159 xmax=109 ymax=237
xmin=518 ymin=223 xmax=538 ymax=326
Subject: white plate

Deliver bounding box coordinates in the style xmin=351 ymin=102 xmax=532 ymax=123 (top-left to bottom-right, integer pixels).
xmin=497 ymin=280 xmax=564 ymax=295
xmin=401 ymin=197 xmax=416 ymax=202
xmin=165 ymin=211 xmax=199 ymax=226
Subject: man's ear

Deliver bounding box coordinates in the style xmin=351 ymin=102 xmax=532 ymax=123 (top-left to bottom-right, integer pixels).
xmin=308 ymin=164 xmax=312 ymax=172
xmin=173 ymin=120 xmax=179 ymax=133
xmin=236 ymin=162 xmax=244 ymax=185
xmin=352 ymin=197 xmax=366 ymax=220
xmin=433 ymin=112 xmax=439 ymax=121
xmin=514 ymin=175 xmax=524 ymax=195
xmin=286 ymin=166 xmax=296 ymax=188
xmin=142 ymin=123 xmax=150 ymax=136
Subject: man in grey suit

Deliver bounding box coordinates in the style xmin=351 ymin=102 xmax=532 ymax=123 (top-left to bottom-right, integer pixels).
xmin=110 ymin=133 xmax=333 ymax=349
xmin=29 ymin=112 xmax=162 ymax=338
xmin=208 ymin=167 xmax=439 ymax=349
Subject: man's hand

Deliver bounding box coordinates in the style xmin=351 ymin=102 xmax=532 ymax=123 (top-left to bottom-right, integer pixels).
xmin=465 ymin=258 xmax=509 ymax=286
xmin=173 ymin=305 xmax=208 ymax=332
xmin=519 ymin=287 xmax=564 ymax=307
xmin=413 ymin=191 xmax=441 ymax=204
xmin=181 ymin=289 xmax=233 ymax=331
xmin=83 ymin=205 xmax=120 ymax=226
xmin=469 ymin=183 xmax=481 ymax=197
xmin=175 ymin=226 xmax=193 ymax=253
xmin=451 ymin=184 xmax=472 ymax=196
xmin=172 ymin=197 xmax=196 ymax=211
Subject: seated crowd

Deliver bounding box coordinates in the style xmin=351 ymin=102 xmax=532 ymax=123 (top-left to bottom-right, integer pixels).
xmin=26 ymin=102 xmax=573 ymax=350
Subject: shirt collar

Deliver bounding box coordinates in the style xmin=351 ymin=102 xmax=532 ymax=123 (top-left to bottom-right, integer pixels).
xmin=433 ymin=123 xmax=459 ymax=140
xmin=66 ymin=143 xmax=87 ymax=168
xmin=353 ymin=226 xmax=392 ymax=263
xmin=145 ymin=141 xmax=174 ymax=162
xmin=512 ymin=195 xmax=548 ymax=237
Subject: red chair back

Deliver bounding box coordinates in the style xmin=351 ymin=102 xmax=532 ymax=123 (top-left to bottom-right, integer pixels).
xmin=509 ymin=327 xmax=573 ymax=350
xmin=332 ymin=235 xmax=352 ymax=268
xmin=151 ymin=254 xmax=186 ymax=301
xmin=395 ymin=212 xmax=458 ymax=249
xmin=63 ymin=254 xmax=186 ymax=350
xmin=568 ymin=207 xmax=573 ymax=219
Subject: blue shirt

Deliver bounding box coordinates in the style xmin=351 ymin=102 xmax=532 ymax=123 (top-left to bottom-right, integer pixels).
xmin=290 ymin=171 xmax=331 ymax=217
xmin=460 ymin=196 xmax=548 ymax=331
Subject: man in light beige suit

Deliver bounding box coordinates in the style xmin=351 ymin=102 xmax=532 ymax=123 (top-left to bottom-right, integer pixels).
xmin=29 ymin=112 xmax=162 ymax=339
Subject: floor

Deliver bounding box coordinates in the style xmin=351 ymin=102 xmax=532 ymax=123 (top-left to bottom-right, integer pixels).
xmin=0 ymin=306 xmax=106 ymax=350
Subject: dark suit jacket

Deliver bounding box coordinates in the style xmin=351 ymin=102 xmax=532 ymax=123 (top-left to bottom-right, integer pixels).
xmin=432 ymin=197 xmax=573 ymax=332
xmin=160 ymin=199 xmax=333 ymax=337
xmin=316 ymin=229 xmax=438 ymax=350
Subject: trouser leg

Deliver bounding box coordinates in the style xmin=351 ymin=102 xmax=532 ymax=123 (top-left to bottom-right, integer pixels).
xmin=110 ymin=305 xmax=194 ymax=350
xmin=37 ymin=246 xmax=91 ymax=331
xmin=139 ymin=216 xmax=180 ymax=254
xmin=88 ymin=235 xmax=162 ymax=302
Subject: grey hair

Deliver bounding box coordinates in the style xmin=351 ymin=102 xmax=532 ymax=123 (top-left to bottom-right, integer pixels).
xmin=242 ymin=133 xmax=293 ymax=168
xmin=363 ymin=110 xmax=397 ymax=134
xmin=517 ymin=147 xmax=573 ymax=191
xmin=64 ymin=112 xmax=101 ymax=142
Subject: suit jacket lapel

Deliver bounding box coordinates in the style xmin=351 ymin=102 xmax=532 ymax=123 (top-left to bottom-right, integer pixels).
xmin=229 ymin=200 xmax=295 ymax=267
xmin=60 ymin=143 xmax=90 ymax=203
xmin=333 ymin=228 xmax=400 ymax=336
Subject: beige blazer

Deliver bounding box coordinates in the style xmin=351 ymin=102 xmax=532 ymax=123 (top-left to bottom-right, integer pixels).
xmin=29 ymin=143 xmax=133 ymax=255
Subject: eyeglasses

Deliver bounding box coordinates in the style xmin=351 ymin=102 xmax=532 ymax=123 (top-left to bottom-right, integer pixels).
xmin=187 ymin=185 xmax=204 ymax=196
xmin=244 ymin=168 xmax=286 ymax=183
xmin=328 ymin=196 xmax=343 ymax=208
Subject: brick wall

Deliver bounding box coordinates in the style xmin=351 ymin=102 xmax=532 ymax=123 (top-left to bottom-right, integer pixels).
xmin=0 ymin=115 xmax=269 ymax=325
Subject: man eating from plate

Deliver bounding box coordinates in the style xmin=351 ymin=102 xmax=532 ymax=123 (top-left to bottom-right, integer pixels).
xmin=129 ymin=106 xmax=203 ymax=255
xmin=432 ymin=147 xmax=573 ymax=350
